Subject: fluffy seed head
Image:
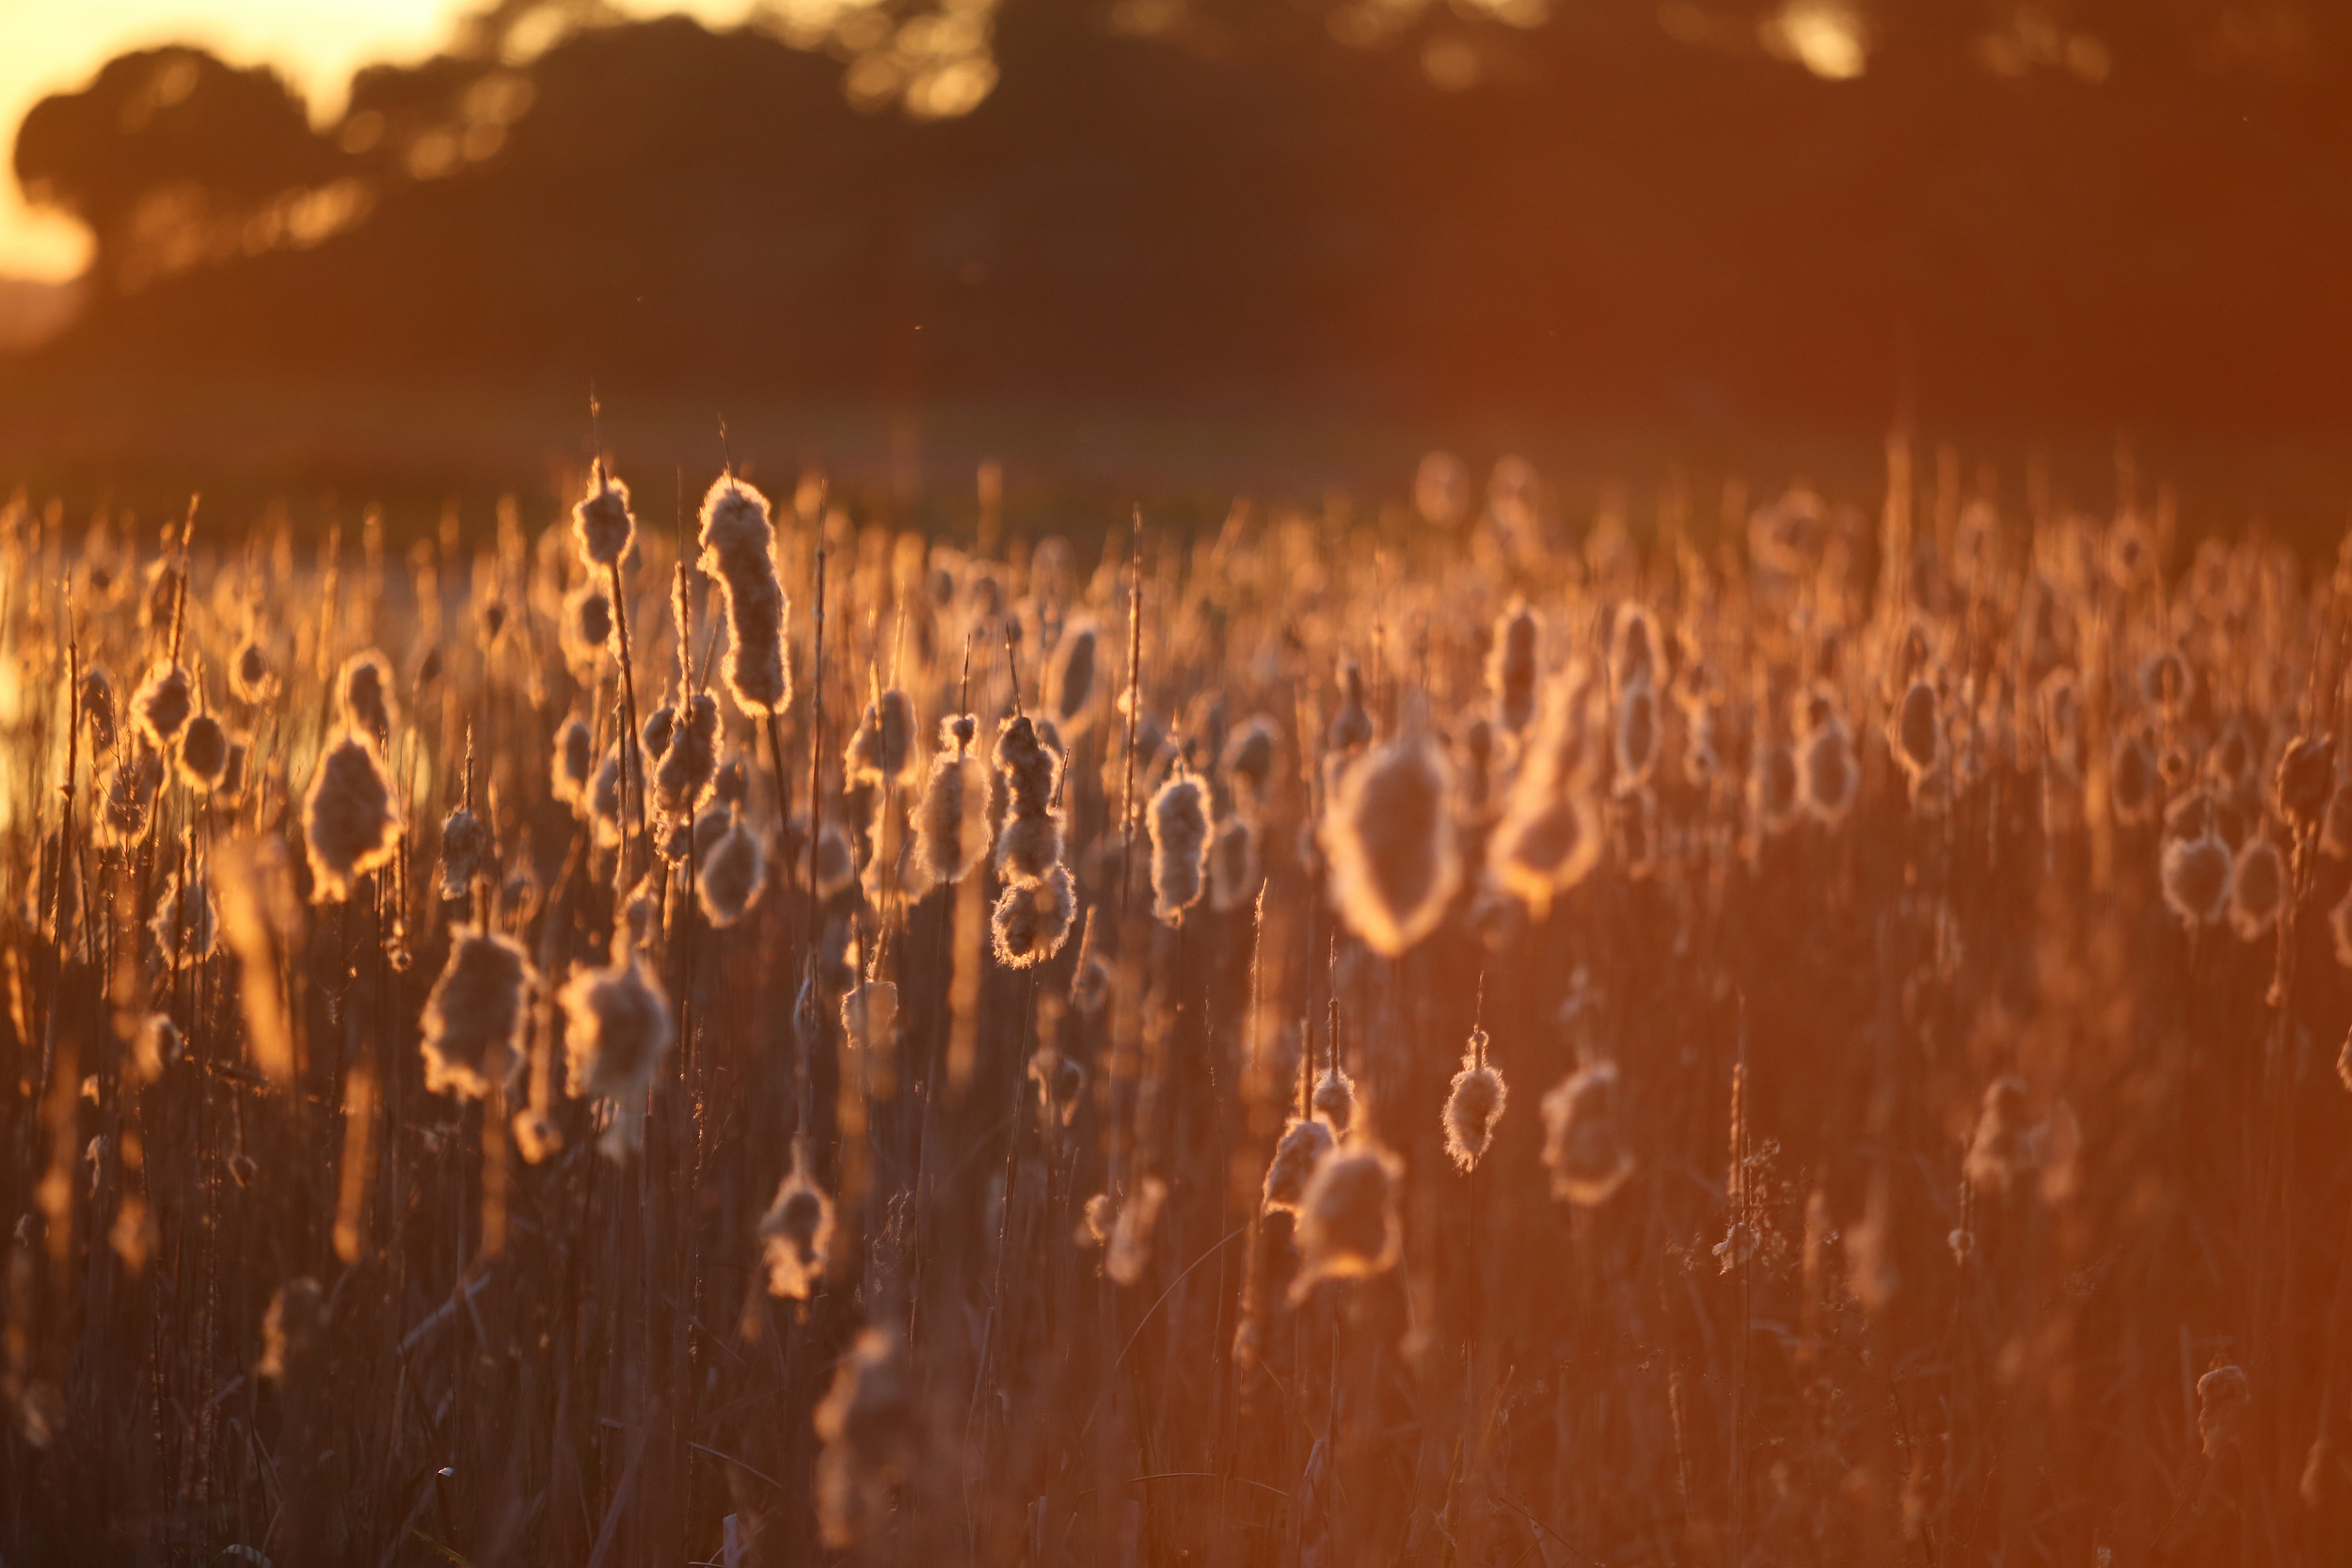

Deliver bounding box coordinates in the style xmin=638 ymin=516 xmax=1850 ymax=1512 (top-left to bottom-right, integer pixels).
xmin=80 ymin=668 xmax=118 ymax=752
xmin=560 ymin=582 xmax=614 ymax=671
xmin=438 ymin=807 xmax=490 ymax=900
xmin=2278 ymin=734 xmax=2336 ymax=831
xmin=1488 ymin=601 xmax=1540 ymax=734
xmin=551 ymin=718 xmax=595 ymax=809
xmin=1046 ymin=618 xmax=1102 ymax=737
xmin=698 ymin=817 xmax=769 ymax=927
xmin=1105 ymin=1176 xmax=1170 ymax=1286
xmin=1220 ymin=716 xmax=1280 ymax=809
xmin=571 ymin=461 xmax=636 ymax=568
xmin=1327 ymin=657 xmax=1375 ymax=755
xmin=1311 ymin=1058 xmax=1356 ymax=1135
xmin=2160 ymin=832 xmax=2233 ymax=929
xmin=992 ymin=865 xmax=1076 ymax=968
xmin=813 ymin=1327 xmax=919 ymax=1551
xmin=697 ymin=475 xmax=790 ymax=716
xmin=96 ymin=748 xmax=163 ymax=847
xmin=761 ymin=1143 xmax=836 ymax=1301
xmin=1321 ymin=733 xmax=1459 ymax=956
xmin=133 ymin=660 xmax=193 ymax=750
xmin=150 ymin=871 xmax=217 ymax=969
xmin=303 ymin=735 xmax=402 ymax=903
xmin=1615 ymin=679 xmax=1659 ymax=788
xmin=1541 ymin=1062 xmax=1634 ymax=1207
xmin=993 ymin=714 xmax=1061 ymax=819
xmin=230 ymin=639 xmax=277 ymax=705
xmin=2112 ymin=733 xmax=2159 ymax=826
xmin=1149 ymin=773 xmax=1212 ymax=924
xmin=1288 ymin=1140 xmax=1403 ymax=1303
xmin=337 ymin=650 xmax=396 ymax=742
xmin=2199 ymin=1364 xmax=2250 ymax=1459
xmin=1262 ymin=1116 xmax=1337 ymax=1214
xmin=177 ymin=712 xmax=230 ymax=790
xmin=2229 ymin=836 xmax=2285 ymax=941
xmin=1892 ymin=679 xmax=1942 ymax=779
xmin=1800 ymin=709 xmax=1859 ymax=826
xmin=654 ymin=691 xmax=720 ymax=819
xmin=915 ymin=738 xmax=989 ymax=887
xmin=420 ymin=929 xmax=535 ymax=1101
xmin=560 ymin=955 xmax=675 ymax=1155
xmin=846 ymin=688 xmax=918 ymax=786
xmin=1209 ymin=815 xmax=1260 ymax=911
xmin=1443 ymin=1033 xmax=1507 ymax=1172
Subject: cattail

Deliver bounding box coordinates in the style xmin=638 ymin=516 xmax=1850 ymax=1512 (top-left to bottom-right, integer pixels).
xmin=1076 ymin=1193 xmax=1116 ymax=1247
xmin=1312 ymin=1057 xmax=1356 ymax=1134
xmin=132 ymin=660 xmax=193 ymax=750
xmin=2160 ymin=831 xmax=2233 ymax=929
xmin=698 ymin=816 xmax=768 ymax=927
xmin=1799 ymin=705 xmax=1859 ymax=826
xmin=1327 ymin=657 xmax=1374 ymax=755
xmin=2198 ymin=1364 xmax=2250 ymax=1459
xmin=697 ymin=475 xmax=790 ymax=716
xmin=149 ymin=871 xmax=217 ymax=968
xmin=1321 ymin=733 xmax=1459 ymax=956
xmin=176 ymin=712 xmax=230 ymax=791
xmin=1540 ymin=1062 xmax=1634 ymax=1207
xmin=641 ymin=703 xmax=675 ymax=765
xmin=760 ymin=1139 xmax=836 ymax=1301
xmin=96 ymin=748 xmax=164 ymax=847
xmin=1026 ymin=1045 xmax=1086 ymax=1128
xmin=811 ymin=823 xmax=857 ymax=898
xmin=2138 ymin=648 xmax=2191 ymax=719
xmin=1105 ymin=1175 xmax=1169 ymax=1286
xmin=2207 ymin=718 xmax=2258 ymax=801
xmin=2278 ymin=734 xmax=2336 ymax=832
xmin=438 ymin=807 xmax=490 ymax=899
xmin=419 ymin=928 xmax=535 ymax=1101
xmin=1962 ymin=1077 xmax=2033 ymax=1196
xmin=1750 ymin=741 xmax=1801 ymax=837
xmin=2230 ymin=835 xmax=2286 ymax=941
xmin=1611 ymin=603 xmax=1657 ymax=688
xmin=992 ymin=715 xmax=1066 ymax=883
xmin=132 ymin=1012 xmax=183 ymax=1084
xmin=1149 ymin=772 xmax=1212 ymax=923
xmin=2112 ymin=732 xmax=2159 ymax=826
xmin=258 ymin=1278 xmax=326 ymax=1383
xmin=1288 ymin=1138 xmax=1403 ymax=1303
xmin=588 ymin=747 xmax=626 ymax=847
xmin=1487 ymin=600 xmax=1540 ymax=735
xmin=1262 ymin=1116 xmax=1336 ymax=1214
xmin=1615 ymin=679 xmax=1659 ymax=789
xmin=1209 ymin=814 xmax=1260 ymax=911
xmin=1891 ymin=678 xmax=1942 ymax=780
xmin=1045 ymin=618 xmax=1102 ymax=737
xmin=654 ymin=691 xmax=719 ymax=819
xmin=80 ymin=668 xmax=118 ymax=753
xmin=715 ymin=755 xmax=751 ymax=805
xmin=845 ymin=687 xmax=918 ymax=788
xmin=571 ymin=460 xmax=636 ymax=568
xmin=915 ymin=718 xmax=990 ymax=886
xmin=560 ymin=582 xmax=614 ymax=671
xmin=550 ymin=718 xmax=595 ymax=810
xmin=992 ymin=865 xmax=1076 ymax=968
xmin=2040 ymin=670 xmax=2083 ymax=782
xmin=559 ymin=953 xmax=675 ymax=1156
xmin=813 ymin=1326 xmax=919 ymax=1551
xmin=1221 ymin=716 xmax=1279 ymax=810
xmin=303 ymin=735 xmax=402 ymax=903
xmin=337 ymin=650 xmax=396 ymax=742
xmin=1443 ymin=1029 xmax=1507 ymax=1172
xmin=230 ymin=638 xmax=277 ymax=705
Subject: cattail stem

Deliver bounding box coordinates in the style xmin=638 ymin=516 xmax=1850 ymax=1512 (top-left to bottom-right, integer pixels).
xmin=609 ymin=560 xmax=649 ymax=872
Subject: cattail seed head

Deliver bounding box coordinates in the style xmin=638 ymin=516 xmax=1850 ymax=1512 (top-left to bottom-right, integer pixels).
xmin=2199 ymin=1364 xmax=2250 ymax=1459
xmin=1312 ymin=1057 xmax=1356 ymax=1134
xmin=438 ymin=807 xmax=490 ymax=899
xmin=2112 ymin=732 xmax=2159 ymax=826
xmin=230 ymin=638 xmax=277 ymax=705
xmin=1321 ymin=733 xmax=1459 ymax=956
xmin=1751 ymin=741 xmax=1801 ymax=836
xmin=1263 ymin=1116 xmax=1336 ymax=1214
xmin=1209 ymin=815 xmax=1260 ymax=911
xmin=992 ymin=864 xmax=1076 ymax=967
xmin=1149 ymin=772 xmax=1212 ymax=924
xmin=1045 ymin=618 xmax=1102 ymax=737
xmin=654 ymin=691 xmax=719 ymax=819
xmin=1221 ymin=716 xmax=1279 ymax=810
xmin=1105 ymin=1174 xmax=1169 ymax=1286
xmin=915 ymin=733 xmax=990 ymax=887
xmin=1328 ymin=657 xmax=1375 ymax=755
xmin=1615 ymin=679 xmax=1659 ymax=789
xmin=132 ymin=660 xmax=193 ymax=750
xmin=1288 ymin=1139 xmax=1403 ymax=1303
xmin=1443 ymin=1032 xmax=1507 ymax=1172
xmin=2229 ymin=835 xmax=2286 ymax=941
xmin=1892 ymin=678 xmax=1942 ymax=780
xmin=150 ymin=871 xmax=217 ymax=968
xmin=559 ymin=954 xmax=675 ymax=1156
xmin=80 ymin=668 xmax=118 ymax=753
xmin=259 ymin=1278 xmax=326 ymax=1383
xmin=761 ymin=1141 xmax=836 ymax=1301
xmin=813 ymin=1326 xmax=919 ymax=1551
xmin=2138 ymin=648 xmax=2192 ymax=719
xmin=698 ymin=475 xmax=790 ymax=716
xmin=96 ymin=748 xmax=163 ymax=847
xmin=1800 ymin=706 xmax=1859 ymax=826
xmin=560 ymin=582 xmax=614 ymax=671
xmin=572 ymin=460 xmax=636 ymax=569
xmin=1541 ymin=1062 xmax=1634 ymax=1207
xmin=994 ymin=714 xmax=1061 ymax=819
xmin=551 ymin=718 xmax=595 ymax=810
xmin=846 ymin=688 xmax=918 ymax=786
xmin=1488 ymin=600 xmax=1540 ymax=735
xmin=2276 ymin=734 xmax=2338 ymax=832
xmin=2160 ymin=832 xmax=2233 ymax=929
xmin=420 ymin=928 xmax=535 ymax=1101
xmin=589 ymin=747 xmax=626 ymax=847
xmin=303 ymin=735 xmax=402 ymax=903
xmin=177 ymin=712 xmax=230 ymax=790
xmin=337 ymin=650 xmax=396 ymax=742
xmin=641 ymin=704 xmax=675 ymax=765
xmin=698 ymin=817 xmax=768 ymax=927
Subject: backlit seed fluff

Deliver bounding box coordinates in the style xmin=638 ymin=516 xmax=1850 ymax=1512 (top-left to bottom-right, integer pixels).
xmin=1752 ymin=742 xmax=1802 ymax=836
xmin=571 ymin=460 xmax=637 ymax=568
xmin=2279 ymin=735 xmax=2336 ymax=831
xmin=1800 ymin=712 xmax=1859 ymax=826
xmin=1046 ymin=618 xmax=1102 ymax=737
xmin=714 ymin=755 xmax=750 ymax=806
xmin=1262 ymin=1116 xmax=1336 ymax=1214
xmin=560 ymin=583 xmax=613 ymax=670
xmin=1312 ymin=1059 xmax=1356 ymax=1135
xmin=230 ymin=638 xmax=277 ymax=705
xmin=1443 ymin=1033 xmax=1507 ymax=1173
xmin=813 ymin=1327 xmax=919 ymax=1551
xmin=1892 ymin=679 xmax=1942 ymax=780
xmin=1149 ymin=773 xmax=1212 ymax=924
xmin=419 ymin=929 xmax=536 ymax=1101
xmin=132 ymin=660 xmax=193 ymax=750
xmin=2138 ymin=649 xmax=2192 ymax=719
xmin=994 ymin=714 xmax=1061 ymax=819
xmin=915 ymin=732 xmax=989 ymax=886
xmin=654 ymin=691 xmax=719 ymax=818
xmin=589 ymin=748 xmax=625 ymax=847
xmin=846 ymin=688 xmax=918 ymax=786
xmin=150 ymin=872 xmax=218 ymax=969
xmin=641 ymin=704 xmax=675 ymax=765
xmin=1321 ymin=734 xmax=1460 ymax=957
xmin=2160 ymin=832 xmax=2233 ymax=930
xmin=177 ymin=712 xmax=230 ymax=790
xmin=337 ymin=650 xmax=396 ymax=742
xmin=438 ymin=807 xmax=490 ymax=899
xmin=2198 ymin=1365 xmax=2250 ymax=1459
xmin=2229 ymin=836 xmax=2285 ymax=941
xmin=1541 ymin=1062 xmax=1635 ymax=1207
xmin=303 ymin=735 xmax=403 ymax=903
xmin=2112 ymin=733 xmax=2159 ymax=826
xmin=760 ymin=1143 xmax=836 ymax=1301
xmin=1488 ymin=601 xmax=1540 ymax=735
xmin=1221 ymin=716 xmax=1279 ymax=808
xmin=1489 ymin=780 xmax=1598 ymax=912
xmin=697 ymin=475 xmax=790 ymax=716
xmin=1611 ymin=604 xmax=1657 ymax=688
xmin=1209 ymin=815 xmax=1260 ymax=911
xmin=559 ymin=955 xmax=675 ymax=1157
xmin=551 ymin=719 xmax=595 ymax=810
xmin=1614 ymin=680 xmax=1659 ymax=789
xmin=96 ymin=749 xmax=163 ymax=847
xmin=1327 ymin=658 xmax=1375 ymax=755
xmin=1105 ymin=1175 xmax=1170 ymax=1287
xmin=80 ymin=668 xmax=118 ymax=752
xmin=992 ymin=865 xmax=1076 ymax=968
xmin=1288 ymin=1140 xmax=1404 ymax=1304
xmin=697 ymin=817 xmax=768 ymax=927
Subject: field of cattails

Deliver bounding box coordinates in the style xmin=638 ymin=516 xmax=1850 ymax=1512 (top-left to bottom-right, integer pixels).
xmin=3 ymin=435 xmax=2351 ymax=1567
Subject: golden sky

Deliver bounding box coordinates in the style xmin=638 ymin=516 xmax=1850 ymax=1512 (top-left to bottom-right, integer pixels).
xmin=0 ymin=0 xmax=764 ymax=281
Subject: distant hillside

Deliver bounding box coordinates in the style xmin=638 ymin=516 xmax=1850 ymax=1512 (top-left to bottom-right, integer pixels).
xmin=11 ymin=0 xmax=2352 ymax=435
